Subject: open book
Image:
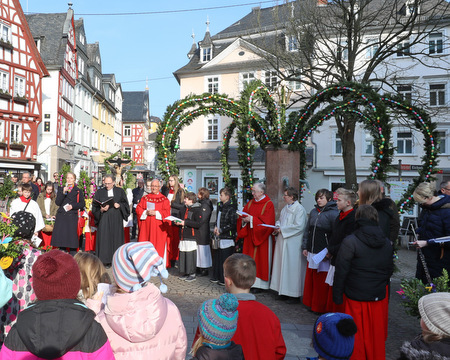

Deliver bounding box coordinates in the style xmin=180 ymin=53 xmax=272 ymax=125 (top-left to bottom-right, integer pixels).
xmin=94 ymin=197 xmax=114 ymax=208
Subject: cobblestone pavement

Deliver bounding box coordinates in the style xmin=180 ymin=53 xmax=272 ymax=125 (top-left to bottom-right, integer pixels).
xmin=144 ymin=247 xmax=420 ymax=360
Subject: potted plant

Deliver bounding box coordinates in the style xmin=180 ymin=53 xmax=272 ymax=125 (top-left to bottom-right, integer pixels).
xmin=0 ymin=89 xmax=12 ymax=100
xmin=0 ymin=139 xmax=6 ymax=149
xmin=0 ymin=38 xmax=13 ymax=50
xmin=9 ymin=142 xmax=25 ymax=151
xmin=13 ymin=94 xmax=28 ymax=104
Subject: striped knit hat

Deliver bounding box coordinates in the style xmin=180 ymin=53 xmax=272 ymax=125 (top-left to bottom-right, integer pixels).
xmin=198 ymin=293 xmax=239 ymax=347
xmin=419 ymin=292 xmax=450 ymax=336
xmin=112 ymin=242 xmax=169 ymax=293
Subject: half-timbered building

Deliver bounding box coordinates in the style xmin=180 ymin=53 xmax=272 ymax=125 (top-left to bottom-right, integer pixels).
xmin=0 ymin=0 xmax=48 ymax=175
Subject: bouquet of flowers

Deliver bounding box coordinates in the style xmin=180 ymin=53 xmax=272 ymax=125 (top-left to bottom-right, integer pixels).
xmin=397 ymin=269 xmax=450 ymax=317
xmin=0 ymin=212 xmax=23 ymax=269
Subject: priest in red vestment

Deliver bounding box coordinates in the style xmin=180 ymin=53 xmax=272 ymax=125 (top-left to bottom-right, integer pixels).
xmin=237 ymin=182 xmax=275 ymax=290
xmin=136 ymin=179 xmax=171 ymax=267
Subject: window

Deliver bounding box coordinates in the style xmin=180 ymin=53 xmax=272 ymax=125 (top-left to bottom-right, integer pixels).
xmin=366 ymin=37 xmax=379 ymax=58
xmin=337 ymin=41 xmax=348 ymax=61
xmin=124 ymin=147 xmax=132 ymax=157
xmin=241 ymin=72 xmax=255 ymax=88
xmin=397 ymin=85 xmax=412 ymax=103
xmin=406 ymin=0 xmax=419 ymax=16
xmin=202 ymin=47 xmax=211 ymax=62
xmin=363 ymin=132 xmax=374 ymax=154
xmin=397 ymin=132 xmax=413 ymax=154
xmin=287 ymin=70 xmax=301 ymax=91
xmin=79 ymin=33 xmax=85 ymax=45
xmin=207 ymin=118 xmax=219 ymax=141
xmin=333 ymin=132 xmax=342 ymax=155
xmin=436 ymin=131 xmax=447 ymax=154
xmin=0 ymin=120 xmax=4 ymax=140
xmin=287 ymin=35 xmax=298 ymax=52
xmin=0 ymin=23 xmax=10 ymax=43
xmin=264 ymin=71 xmax=278 ymax=89
xmin=429 ymin=32 xmax=444 ymax=54
xmin=78 ymin=57 xmax=85 ymax=75
xmin=10 ymin=123 xmax=21 ymax=143
xmin=14 ymin=76 xmax=25 ymax=97
xmin=124 ymin=125 xmax=131 ymax=137
xmin=430 ymin=84 xmax=446 ymax=106
xmin=0 ymin=72 xmax=8 ymax=92
xmin=396 ymin=39 xmax=411 ymax=57
xmin=207 ymin=76 xmax=219 ymax=94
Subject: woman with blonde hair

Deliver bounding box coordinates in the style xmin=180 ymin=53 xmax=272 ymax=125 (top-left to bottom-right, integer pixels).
xmin=74 ymin=252 xmax=111 ymax=301
xmin=412 ymin=182 xmax=450 ymax=283
xmin=162 ymin=174 xmax=185 ymax=266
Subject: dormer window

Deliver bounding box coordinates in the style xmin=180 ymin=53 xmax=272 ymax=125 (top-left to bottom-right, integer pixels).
xmin=406 ymin=0 xmax=420 ymax=16
xmin=79 ymin=33 xmax=85 ymax=45
xmin=287 ymin=35 xmax=298 ymax=52
xmin=202 ymin=47 xmax=211 ymax=62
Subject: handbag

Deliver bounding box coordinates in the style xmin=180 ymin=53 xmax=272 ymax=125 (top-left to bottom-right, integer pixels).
xmin=212 ymin=235 xmax=220 ymax=250
xmin=76 ymin=191 xmax=85 ymax=237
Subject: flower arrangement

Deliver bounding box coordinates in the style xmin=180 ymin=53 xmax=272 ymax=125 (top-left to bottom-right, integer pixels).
xmin=397 ymin=269 xmax=449 ymax=318
xmin=0 ymin=212 xmax=22 ymax=269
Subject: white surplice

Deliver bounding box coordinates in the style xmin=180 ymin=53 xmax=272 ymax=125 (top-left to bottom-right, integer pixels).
xmin=269 ymin=201 xmax=307 ymax=297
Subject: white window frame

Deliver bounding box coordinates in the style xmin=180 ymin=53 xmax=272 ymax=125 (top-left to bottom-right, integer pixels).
xmin=397 ymin=84 xmax=413 ymax=103
xmin=206 ymin=76 xmax=219 ymax=94
xmin=201 ymin=47 xmax=211 ymax=62
xmin=337 ymin=40 xmax=348 ymax=61
xmin=204 ymin=116 xmax=220 ymax=141
xmin=124 ymin=147 xmax=132 ymax=157
xmin=0 ymin=71 xmax=8 ymax=93
xmin=430 ymin=83 xmax=446 ymax=106
xmin=10 ymin=122 xmax=21 ymax=143
xmin=240 ymin=71 xmax=256 ymax=91
xmin=362 ymin=132 xmax=374 ymax=155
xmin=14 ymin=76 xmax=25 ymax=97
xmin=396 ymin=38 xmax=411 ymax=57
xmin=0 ymin=22 xmax=11 ymax=43
xmin=0 ymin=120 xmax=5 ymax=141
xmin=332 ymin=131 xmax=342 ymax=155
xmin=365 ymin=37 xmax=379 ymax=59
xmin=436 ymin=130 xmax=447 ymax=155
xmin=286 ymin=70 xmax=302 ymax=91
xmin=287 ymin=35 xmax=298 ymax=52
xmin=429 ymin=32 xmax=444 ymax=55
xmin=264 ymin=71 xmax=278 ymax=89
xmin=78 ymin=57 xmax=85 ymax=75
xmin=124 ymin=125 xmax=131 ymax=137
xmin=396 ymin=131 xmax=414 ymax=155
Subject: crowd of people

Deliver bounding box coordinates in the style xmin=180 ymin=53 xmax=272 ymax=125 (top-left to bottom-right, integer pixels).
xmin=1 ymin=171 xmax=450 ymax=359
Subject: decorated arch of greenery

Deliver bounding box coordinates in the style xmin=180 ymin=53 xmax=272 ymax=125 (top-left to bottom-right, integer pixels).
xmin=156 ymin=81 xmax=439 ymax=212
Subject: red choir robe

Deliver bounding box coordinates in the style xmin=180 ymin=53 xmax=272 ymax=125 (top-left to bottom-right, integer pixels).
xmin=136 ymin=193 xmax=171 ymax=267
xmin=237 ymin=196 xmax=275 ymax=281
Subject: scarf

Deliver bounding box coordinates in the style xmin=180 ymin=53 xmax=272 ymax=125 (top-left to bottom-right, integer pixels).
xmin=339 ymin=208 xmax=354 ymax=220
xmin=20 ymin=196 xmax=31 ymax=203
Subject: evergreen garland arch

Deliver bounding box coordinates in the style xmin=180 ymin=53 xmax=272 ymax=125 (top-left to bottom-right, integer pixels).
xmin=157 ymin=81 xmax=438 ymax=212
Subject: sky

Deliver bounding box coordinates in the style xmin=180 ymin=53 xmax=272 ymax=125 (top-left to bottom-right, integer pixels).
xmin=18 ymin=0 xmax=279 ymax=119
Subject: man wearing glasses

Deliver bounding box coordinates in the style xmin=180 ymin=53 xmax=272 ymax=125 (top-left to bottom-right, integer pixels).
xmin=52 ymin=172 xmax=60 ymax=195
xmin=440 ymin=180 xmax=450 ymax=196
xmin=92 ymin=174 xmax=130 ymax=266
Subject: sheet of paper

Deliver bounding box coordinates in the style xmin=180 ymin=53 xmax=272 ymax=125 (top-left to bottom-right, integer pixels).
xmin=257 ymin=224 xmax=278 ymax=229
xmin=318 ymin=258 xmax=330 ymax=273
xmin=147 ymin=202 xmax=155 ymax=210
xmin=236 ymin=210 xmax=250 ymax=217
xmin=63 ymin=204 xmax=70 ymax=212
xmin=312 ymin=247 xmax=328 ymax=265
xmin=165 ymin=215 xmax=182 ymax=222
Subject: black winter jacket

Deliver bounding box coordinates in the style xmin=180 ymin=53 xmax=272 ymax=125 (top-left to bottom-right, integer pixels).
xmin=198 ymin=198 xmax=213 ymax=245
xmin=182 ymin=202 xmax=202 ymax=242
xmin=162 ymin=186 xmax=185 ymax=218
xmin=416 ymin=194 xmax=450 ymax=282
xmin=192 ymin=342 xmax=245 ymax=360
xmin=371 ymin=197 xmax=400 ymax=243
xmin=215 ymin=199 xmax=237 ymax=240
xmin=398 ymin=336 xmax=450 ymax=360
xmin=333 ymin=218 xmax=393 ymax=304
xmin=302 ymin=200 xmax=339 ymax=253
xmin=327 ymin=209 xmax=356 ymax=266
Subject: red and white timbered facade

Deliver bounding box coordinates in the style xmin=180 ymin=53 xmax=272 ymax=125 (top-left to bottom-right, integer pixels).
xmin=122 ymin=123 xmax=146 ymax=165
xmin=0 ymin=0 xmax=48 ymax=169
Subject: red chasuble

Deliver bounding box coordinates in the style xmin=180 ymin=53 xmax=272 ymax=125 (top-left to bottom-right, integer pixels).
xmin=136 ymin=193 xmax=171 ymax=266
xmin=237 ymin=196 xmax=275 ymax=281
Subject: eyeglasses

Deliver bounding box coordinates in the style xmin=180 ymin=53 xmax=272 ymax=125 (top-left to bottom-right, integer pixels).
xmin=104 ymin=182 xmax=114 ymax=185
xmin=443 ymin=188 xmax=450 ymax=191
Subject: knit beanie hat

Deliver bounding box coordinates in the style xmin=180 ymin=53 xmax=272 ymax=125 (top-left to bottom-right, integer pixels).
xmin=198 ymin=293 xmax=239 ymax=347
xmin=112 ymin=242 xmax=169 ymax=293
xmin=313 ymin=312 xmax=357 ymax=360
xmin=419 ymin=292 xmax=450 ymax=336
xmin=32 ymin=249 xmax=81 ymax=301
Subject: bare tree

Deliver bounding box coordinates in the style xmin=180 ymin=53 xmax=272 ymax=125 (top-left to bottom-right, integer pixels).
xmin=249 ymin=0 xmax=450 ymax=188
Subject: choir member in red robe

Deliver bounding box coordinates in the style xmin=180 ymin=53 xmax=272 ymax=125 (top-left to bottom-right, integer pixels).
xmin=136 ymin=179 xmax=171 ymax=267
xmin=237 ymin=183 xmax=275 ymax=290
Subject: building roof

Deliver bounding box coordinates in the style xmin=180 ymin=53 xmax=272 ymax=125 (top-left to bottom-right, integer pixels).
xmin=122 ymin=91 xmax=149 ymax=123
xmin=25 ymin=12 xmax=72 ymax=69
xmin=176 ymin=147 xmax=265 ymax=164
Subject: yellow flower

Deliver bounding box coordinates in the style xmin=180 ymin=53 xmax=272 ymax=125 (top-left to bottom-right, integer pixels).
xmin=425 ymin=286 xmax=433 ymax=292
xmin=0 ymin=212 xmax=10 ymax=220
xmin=0 ymin=256 xmax=13 ymax=269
